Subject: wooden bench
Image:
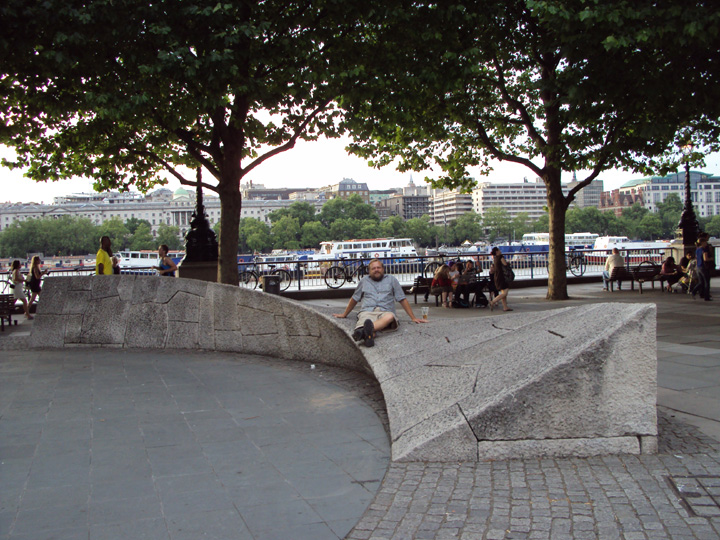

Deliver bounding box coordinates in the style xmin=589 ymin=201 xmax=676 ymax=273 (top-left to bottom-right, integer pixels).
xmin=1 ymin=294 xmax=18 ymax=331
xmin=409 ymin=276 xmax=443 ymax=306
xmin=608 ymin=262 xmax=661 ymax=294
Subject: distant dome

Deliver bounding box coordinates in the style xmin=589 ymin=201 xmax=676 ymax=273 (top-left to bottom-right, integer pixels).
xmin=173 ymin=187 xmax=191 ymax=200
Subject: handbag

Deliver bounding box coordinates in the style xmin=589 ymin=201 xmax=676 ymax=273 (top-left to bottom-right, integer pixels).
xmin=502 ymin=263 xmax=515 ymax=283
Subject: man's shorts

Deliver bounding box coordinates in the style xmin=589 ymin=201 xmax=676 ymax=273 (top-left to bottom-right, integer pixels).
xmin=355 ymin=308 xmax=398 ymax=331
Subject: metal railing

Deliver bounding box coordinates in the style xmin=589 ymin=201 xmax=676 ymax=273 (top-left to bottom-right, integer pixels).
xmin=0 ymin=246 xmax=705 ymax=297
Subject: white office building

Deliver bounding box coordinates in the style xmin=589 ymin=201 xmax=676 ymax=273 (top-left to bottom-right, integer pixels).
xmin=430 ymin=189 xmax=473 ymax=225
xmin=619 ymin=171 xmax=720 ymax=218
xmin=471 ymin=178 xmax=569 ymax=220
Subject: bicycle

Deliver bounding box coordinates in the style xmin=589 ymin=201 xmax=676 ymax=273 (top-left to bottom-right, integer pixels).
xmin=238 ymin=260 xmax=292 ymax=292
xmin=323 ymin=257 xmax=370 ymax=289
xmin=566 ymin=251 xmax=587 ymax=277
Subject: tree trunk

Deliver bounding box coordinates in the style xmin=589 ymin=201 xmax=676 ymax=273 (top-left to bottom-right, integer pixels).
xmin=217 ymin=162 xmax=242 ymax=285
xmin=544 ymin=167 xmax=569 ymax=300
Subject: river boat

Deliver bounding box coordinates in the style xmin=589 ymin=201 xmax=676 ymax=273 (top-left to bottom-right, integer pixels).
xmin=518 ymin=232 xmax=599 ymax=252
xmin=116 ymin=250 xmax=184 ymax=270
xmin=318 ymin=238 xmax=418 ymax=261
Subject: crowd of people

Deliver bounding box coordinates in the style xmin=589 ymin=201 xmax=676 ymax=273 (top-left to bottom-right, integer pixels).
xmin=603 ymin=232 xmax=714 ymax=300
xmin=428 ymin=247 xmax=513 ymax=311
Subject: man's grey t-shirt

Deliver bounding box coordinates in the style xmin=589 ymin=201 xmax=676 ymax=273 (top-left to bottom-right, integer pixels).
xmin=352 ymin=274 xmax=406 ymax=315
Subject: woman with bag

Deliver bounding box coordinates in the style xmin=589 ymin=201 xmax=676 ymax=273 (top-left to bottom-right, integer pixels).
xmin=27 ymin=255 xmax=49 ymax=309
xmin=489 ymin=247 xmax=513 ymax=312
xmin=10 ymin=260 xmax=33 ymax=319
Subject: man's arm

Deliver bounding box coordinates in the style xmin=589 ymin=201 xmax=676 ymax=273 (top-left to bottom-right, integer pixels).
xmin=333 ymin=297 xmax=358 ymax=318
xmin=399 ymin=298 xmax=429 ymax=324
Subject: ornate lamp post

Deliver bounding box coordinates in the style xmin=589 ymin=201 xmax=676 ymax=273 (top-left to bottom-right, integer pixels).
xmin=177 ymin=167 xmax=219 ymax=282
xmin=677 ymin=144 xmax=700 ymax=253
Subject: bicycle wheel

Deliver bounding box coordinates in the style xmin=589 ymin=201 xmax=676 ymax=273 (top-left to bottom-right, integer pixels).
xmin=276 ymin=269 xmax=292 ymax=292
xmin=238 ymin=271 xmax=258 ymax=289
xmin=0 ymin=279 xmax=14 ymax=295
xmin=569 ymin=254 xmax=586 ymax=277
xmin=324 ymin=266 xmax=346 ymax=289
xmin=423 ymin=261 xmax=442 ymax=278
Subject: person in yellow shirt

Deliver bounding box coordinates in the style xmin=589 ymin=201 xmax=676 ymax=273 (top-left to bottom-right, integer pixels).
xmin=96 ymin=236 xmax=113 ymax=275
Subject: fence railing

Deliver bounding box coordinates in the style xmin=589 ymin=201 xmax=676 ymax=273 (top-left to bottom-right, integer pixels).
xmin=0 ymin=246 xmax=694 ymax=297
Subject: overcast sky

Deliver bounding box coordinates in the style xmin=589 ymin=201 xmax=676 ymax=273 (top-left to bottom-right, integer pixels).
xmin=2 ymin=137 xmax=719 ymax=205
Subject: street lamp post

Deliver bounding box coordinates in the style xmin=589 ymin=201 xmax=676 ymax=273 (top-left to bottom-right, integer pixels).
xmin=677 ymin=144 xmax=700 ymax=253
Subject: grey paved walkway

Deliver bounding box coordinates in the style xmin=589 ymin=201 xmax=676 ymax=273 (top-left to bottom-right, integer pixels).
xmin=304 ymin=282 xmax=720 ymax=539
xmin=0 ymin=349 xmax=389 ymax=540
xmin=2 ymin=281 xmax=720 ymax=539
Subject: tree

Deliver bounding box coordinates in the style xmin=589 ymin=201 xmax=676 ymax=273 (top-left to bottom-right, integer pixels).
xmin=706 ymin=215 xmax=720 ymax=238
xmin=379 ymin=216 xmax=406 ymax=238
xmin=156 ymin=223 xmax=183 ymax=251
xmin=404 ymin=216 xmax=435 ymax=247
xmin=300 ymin=221 xmax=328 ymax=248
xmin=271 ymin=216 xmax=301 ymax=250
xmin=318 ymin=195 xmax=379 ymax=226
xmin=129 ymin=223 xmax=155 ymax=251
xmin=510 ymin=213 xmax=531 ymax=241
xmin=453 ymin=212 xmax=483 ymax=243
xmin=636 ymin=214 xmax=663 ymax=241
xmin=268 ymin=201 xmax=317 ymax=228
xmin=125 ymin=218 xmax=152 ymax=236
xmin=1 ymin=0 xmax=374 ymax=284
xmin=482 ymin=208 xmax=513 ymax=242
xmin=656 ymin=194 xmax=683 ymax=238
xmin=98 ymin=218 xmax=130 ymax=252
xmin=566 ymin=207 xmax=614 ymax=235
xmin=342 ymin=0 xmax=720 ymax=299
xmin=238 ymin=218 xmax=271 ymax=254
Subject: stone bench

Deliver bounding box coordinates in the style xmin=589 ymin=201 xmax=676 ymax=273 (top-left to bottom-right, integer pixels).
xmin=30 ymin=275 xmax=658 ymax=462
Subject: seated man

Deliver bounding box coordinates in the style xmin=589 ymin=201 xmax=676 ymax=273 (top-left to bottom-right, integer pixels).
xmin=602 ymin=247 xmax=625 ymax=290
xmin=333 ymin=259 xmax=427 ymax=347
xmin=455 ymin=260 xmax=487 ymax=307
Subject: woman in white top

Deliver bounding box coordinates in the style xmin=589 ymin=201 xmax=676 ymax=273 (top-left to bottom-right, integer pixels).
xmin=10 ymin=260 xmax=33 ymax=319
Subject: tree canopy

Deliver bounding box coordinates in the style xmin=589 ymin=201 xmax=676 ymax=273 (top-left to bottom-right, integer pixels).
xmin=342 ymin=0 xmax=720 ymax=298
xmin=1 ymin=0 xmax=372 ymax=283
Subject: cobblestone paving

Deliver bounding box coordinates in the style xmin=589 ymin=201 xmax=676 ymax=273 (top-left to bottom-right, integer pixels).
xmin=343 ymin=410 xmax=720 ymax=540
xmin=310 ymin=358 xmax=720 ymax=540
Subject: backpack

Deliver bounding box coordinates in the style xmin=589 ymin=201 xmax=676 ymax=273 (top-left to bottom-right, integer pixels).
xmin=475 ymin=291 xmax=489 ymax=307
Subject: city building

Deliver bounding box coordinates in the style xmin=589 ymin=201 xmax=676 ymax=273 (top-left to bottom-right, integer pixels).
xmin=430 ymin=188 xmax=473 ymax=225
xmin=599 ymin=171 xmax=720 ymax=218
xmin=0 ymin=187 xmax=323 ymax=237
xmin=567 ymin=174 xmax=604 ymax=208
xmin=598 ymin=188 xmax=644 ymax=217
xmin=375 ymin=178 xmax=430 ymax=221
xmin=319 ymin=178 xmax=370 ymax=204
xmin=471 ymin=178 xmax=568 ymax=221
xmin=369 ymin=188 xmax=400 ymax=206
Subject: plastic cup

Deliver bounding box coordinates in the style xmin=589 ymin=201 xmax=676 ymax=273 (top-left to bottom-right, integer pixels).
xmin=421 ymin=307 xmax=429 ymax=320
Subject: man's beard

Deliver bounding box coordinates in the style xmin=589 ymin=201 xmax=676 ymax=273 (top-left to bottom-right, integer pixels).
xmin=370 ymin=273 xmax=383 ymax=281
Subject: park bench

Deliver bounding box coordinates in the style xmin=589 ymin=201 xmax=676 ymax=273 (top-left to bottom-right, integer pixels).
xmin=0 ymin=294 xmax=18 ymax=331
xmin=608 ymin=262 xmax=661 ymax=294
xmin=409 ymin=276 xmax=442 ymax=306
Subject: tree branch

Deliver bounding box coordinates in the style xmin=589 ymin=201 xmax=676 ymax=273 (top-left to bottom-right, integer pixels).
xmin=473 ymin=119 xmax=543 ymax=177
xmin=130 ymin=149 xmax=218 ymax=194
xmin=242 ymin=99 xmax=332 ymax=177
xmin=492 ymin=55 xmax=546 ymax=148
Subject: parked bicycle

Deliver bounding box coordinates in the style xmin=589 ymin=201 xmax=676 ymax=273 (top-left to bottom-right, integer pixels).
xmin=238 ymin=260 xmax=292 ymax=292
xmin=323 ymin=257 xmax=370 ymax=289
xmin=566 ymin=251 xmax=587 ymax=277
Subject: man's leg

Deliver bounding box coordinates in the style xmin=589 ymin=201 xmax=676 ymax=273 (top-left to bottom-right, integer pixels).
xmin=372 ymin=312 xmax=396 ymax=332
